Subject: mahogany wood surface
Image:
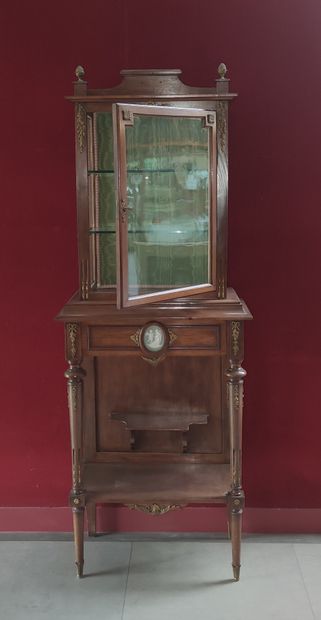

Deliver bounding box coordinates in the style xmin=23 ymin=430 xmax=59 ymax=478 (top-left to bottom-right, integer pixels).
xmin=94 ymin=354 xmax=225 ymax=455
xmin=110 ymin=411 xmax=209 ymax=432
xmin=59 ymin=66 xmax=252 ymax=581
xmin=83 ymin=462 xmax=231 ymax=503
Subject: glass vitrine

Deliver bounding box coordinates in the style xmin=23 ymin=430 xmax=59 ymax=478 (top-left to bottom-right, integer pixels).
xmin=87 ymin=104 xmax=217 ymax=307
xmin=60 ymin=66 xmax=252 ymax=582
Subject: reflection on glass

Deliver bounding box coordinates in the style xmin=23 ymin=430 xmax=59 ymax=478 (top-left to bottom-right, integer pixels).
xmin=125 ymin=115 xmax=210 ymax=298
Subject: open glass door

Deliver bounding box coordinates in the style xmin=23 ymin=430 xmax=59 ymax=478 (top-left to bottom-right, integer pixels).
xmin=113 ymin=104 xmax=217 ymax=308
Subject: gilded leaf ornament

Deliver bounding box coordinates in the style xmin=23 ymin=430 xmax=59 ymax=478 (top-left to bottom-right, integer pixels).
xmin=130 ymin=329 xmax=141 ymax=346
xmin=68 ymin=323 xmax=79 ymax=360
xmin=127 ymin=503 xmax=183 ymax=516
xmin=231 ymin=321 xmax=240 ymax=357
xmin=168 ymin=329 xmax=177 ymax=345
xmin=76 ymin=104 xmax=86 ymax=153
xmin=217 ymin=101 xmax=227 ymax=152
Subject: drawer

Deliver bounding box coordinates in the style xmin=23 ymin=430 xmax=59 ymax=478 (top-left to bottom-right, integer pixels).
xmin=170 ymin=325 xmax=221 ymax=350
xmin=88 ymin=325 xmax=141 ymax=350
xmin=88 ymin=324 xmax=222 ymax=352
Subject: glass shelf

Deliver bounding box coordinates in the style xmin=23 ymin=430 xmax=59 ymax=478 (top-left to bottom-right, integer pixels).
xmin=88 ymin=169 xmax=114 ymax=174
xmin=89 ymin=229 xmax=159 ymax=235
xmin=88 ymin=169 xmax=176 ymax=174
xmin=89 ymin=228 xmax=116 ymax=234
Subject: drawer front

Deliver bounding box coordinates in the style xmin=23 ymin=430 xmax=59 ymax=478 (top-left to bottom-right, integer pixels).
xmin=171 ymin=325 xmax=220 ymax=350
xmin=88 ymin=324 xmax=222 ymax=352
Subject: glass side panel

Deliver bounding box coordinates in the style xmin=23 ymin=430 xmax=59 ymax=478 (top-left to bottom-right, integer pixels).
xmin=88 ymin=113 xmax=116 ymax=285
xmin=90 ymin=112 xmax=114 ymax=171
xmin=125 ymin=114 xmax=210 ymax=299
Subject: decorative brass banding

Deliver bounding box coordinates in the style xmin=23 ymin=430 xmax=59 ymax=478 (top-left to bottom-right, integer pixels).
xmin=233 ymin=384 xmax=240 ymax=409
xmin=68 ymin=383 xmax=78 ymax=415
xmin=72 ymin=448 xmax=81 ymax=489
xmin=127 ymin=503 xmax=183 ymax=516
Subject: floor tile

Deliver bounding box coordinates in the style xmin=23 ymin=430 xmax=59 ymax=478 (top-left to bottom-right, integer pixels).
xmin=123 ymin=541 xmax=314 ymax=620
xmin=0 ymin=541 xmax=131 ymax=620
xmin=294 ymin=543 xmax=321 ymax=618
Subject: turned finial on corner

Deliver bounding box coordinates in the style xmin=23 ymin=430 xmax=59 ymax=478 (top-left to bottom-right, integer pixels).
xmin=218 ymin=63 xmax=227 ymax=79
xmin=75 ymin=65 xmax=85 ymax=82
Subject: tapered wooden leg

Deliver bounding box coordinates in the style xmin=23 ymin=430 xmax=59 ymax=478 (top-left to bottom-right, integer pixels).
xmin=226 ymin=320 xmax=247 ymax=582
xmin=65 ymin=323 xmax=86 ymax=578
xmin=72 ymin=506 xmax=85 ymax=578
xmin=87 ymin=503 xmax=97 ymax=537
xmin=230 ymin=505 xmax=242 ymax=580
xmin=227 ymin=513 xmax=231 ymax=539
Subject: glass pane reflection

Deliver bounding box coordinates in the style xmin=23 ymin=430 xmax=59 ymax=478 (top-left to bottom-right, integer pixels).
xmin=125 ymin=114 xmax=210 ymax=298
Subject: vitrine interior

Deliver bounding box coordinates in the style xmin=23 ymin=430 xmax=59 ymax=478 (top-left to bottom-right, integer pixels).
xmin=57 ymin=64 xmax=252 ymax=581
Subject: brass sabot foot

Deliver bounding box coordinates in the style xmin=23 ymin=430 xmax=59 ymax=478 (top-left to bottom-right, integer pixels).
xmin=233 ymin=565 xmax=240 ymax=581
xmin=76 ymin=562 xmax=84 ymax=578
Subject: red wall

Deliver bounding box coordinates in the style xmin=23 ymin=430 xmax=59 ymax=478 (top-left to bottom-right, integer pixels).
xmin=1 ymin=0 xmax=321 ymax=515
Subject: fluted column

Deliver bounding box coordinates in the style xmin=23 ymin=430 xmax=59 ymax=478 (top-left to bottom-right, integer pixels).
xmin=64 ymin=322 xmax=86 ymax=577
xmin=226 ymin=320 xmax=246 ymax=581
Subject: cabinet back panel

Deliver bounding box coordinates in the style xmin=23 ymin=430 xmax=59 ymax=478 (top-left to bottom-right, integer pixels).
xmin=95 ymin=354 xmax=224 ymax=454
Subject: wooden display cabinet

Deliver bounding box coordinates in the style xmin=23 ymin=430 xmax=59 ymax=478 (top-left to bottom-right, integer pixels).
xmin=57 ymin=64 xmax=252 ymax=580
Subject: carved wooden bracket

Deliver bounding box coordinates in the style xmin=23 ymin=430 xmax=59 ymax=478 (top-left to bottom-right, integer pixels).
xmin=127 ymin=503 xmax=184 ymax=516
xmin=111 ymin=410 xmax=208 ymax=432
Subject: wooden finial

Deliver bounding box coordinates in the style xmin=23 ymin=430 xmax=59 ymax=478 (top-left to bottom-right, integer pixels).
xmin=218 ymin=63 xmax=227 ymax=80
xmin=75 ymin=65 xmax=85 ymax=82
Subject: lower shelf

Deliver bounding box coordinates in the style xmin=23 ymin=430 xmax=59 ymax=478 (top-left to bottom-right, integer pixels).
xmin=83 ymin=462 xmax=231 ymax=504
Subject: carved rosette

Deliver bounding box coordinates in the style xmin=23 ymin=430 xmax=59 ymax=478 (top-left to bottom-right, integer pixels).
xmin=127 ymin=503 xmax=183 ymax=516
xmin=227 ymin=490 xmax=245 ymax=515
xmin=69 ymin=491 xmax=86 ymax=510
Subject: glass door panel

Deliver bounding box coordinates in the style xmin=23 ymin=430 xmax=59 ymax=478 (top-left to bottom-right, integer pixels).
xmin=113 ymin=104 xmax=217 ymax=307
xmin=87 ymin=112 xmax=116 ymax=286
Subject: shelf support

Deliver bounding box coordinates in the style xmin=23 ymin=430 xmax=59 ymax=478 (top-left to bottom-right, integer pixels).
xmin=226 ymin=320 xmax=246 ymax=581
xmin=65 ymin=322 xmax=86 ymax=577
